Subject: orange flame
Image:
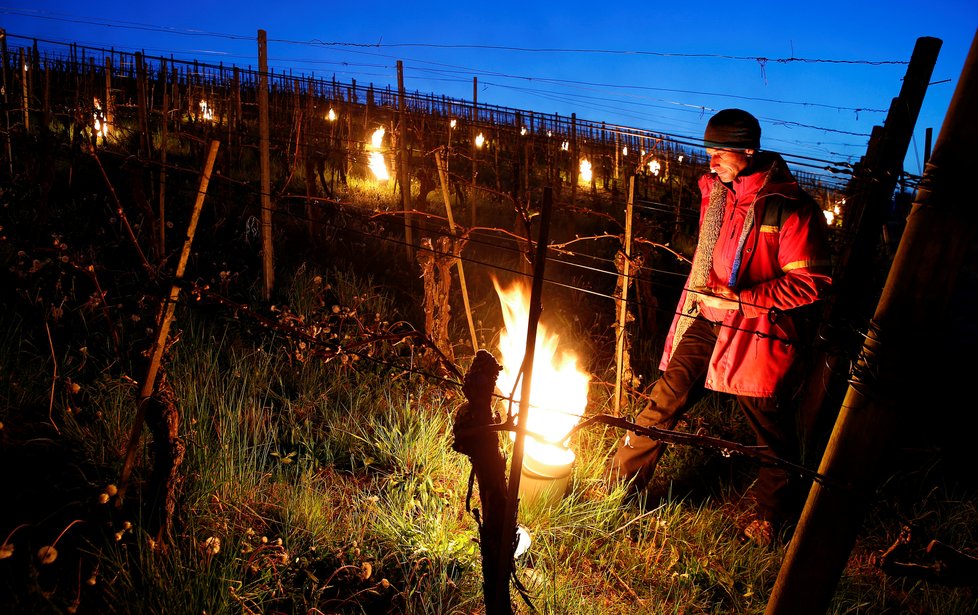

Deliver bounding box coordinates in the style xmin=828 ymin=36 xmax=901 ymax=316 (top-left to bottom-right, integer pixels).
xmin=492 ymin=278 xmax=589 ymax=464
xmin=368 ymin=127 xmax=389 ymax=180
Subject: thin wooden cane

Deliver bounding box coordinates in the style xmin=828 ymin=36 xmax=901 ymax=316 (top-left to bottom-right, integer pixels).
xmin=117 ymin=140 xmax=221 ymax=505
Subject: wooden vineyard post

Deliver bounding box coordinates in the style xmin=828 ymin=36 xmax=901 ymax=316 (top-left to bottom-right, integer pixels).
xmin=136 ymin=53 xmax=150 ymax=159
xmin=570 ymin=113 xmax=578 ymax=205
xmin=435 ymin=147 xmax=479 ymax=355
xmin=796 ymin=36 xmax=942 ymax=456
xmin=768 ymin=35 xmax=961 ymax=615
xmin=20 ymin=47 xmax=29 ymax=131
xmin=159 ymin=59 xmax=169 ymax=258
xmin=499 ymin=186 xmax=554 ymax=614
xmin=1 ymin=29 xmax=11 ymax=176
xmin=117 ymin=140 xmax=221 ymax=504
xmin=258 ymin=29 xmax=275 ymax=301
xmin=104 ymin=55 xmax=113 ymax=135
xmin=397 ymin=60 xmax=413 ymax=259
xmin=613 ymin=176 xmax=636 ymax=416
xmin=470 ymin=76 xmax=477 ymax=228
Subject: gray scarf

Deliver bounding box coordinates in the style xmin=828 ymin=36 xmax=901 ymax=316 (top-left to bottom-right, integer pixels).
xmin=670 ymin=175 xmax=760 ymax=352
xmin=670 ymin=179 xmax=727 ymax=351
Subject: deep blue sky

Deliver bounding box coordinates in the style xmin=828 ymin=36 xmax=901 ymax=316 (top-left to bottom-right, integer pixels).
xmin=2 ymin=2 xmax=975 ymax=187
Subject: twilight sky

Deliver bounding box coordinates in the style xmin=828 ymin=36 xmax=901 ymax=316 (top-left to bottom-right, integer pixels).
xmin=2 ymin=2 xmax=975 ymax=188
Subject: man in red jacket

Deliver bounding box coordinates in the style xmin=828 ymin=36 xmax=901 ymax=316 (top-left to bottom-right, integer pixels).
xmin=608 ymin=108 xmax=833 ymax=546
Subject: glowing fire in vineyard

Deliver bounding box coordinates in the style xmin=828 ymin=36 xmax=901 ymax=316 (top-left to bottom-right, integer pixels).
xmin=368 ymin=127 xmax=389 ymax=180
xmin=199 ymin=100 xmax=214 ymax=121
xmin=579 ymin=158 xmax=592 ymax=184
xmin=492 ymin=278 xmax=589 ymax=466
xmin=93 ymin=99 xmax=109 ymax=139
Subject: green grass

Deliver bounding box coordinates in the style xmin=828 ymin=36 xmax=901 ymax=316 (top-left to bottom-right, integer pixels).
xmin=2 ymin=227 xmax=977 ymax=614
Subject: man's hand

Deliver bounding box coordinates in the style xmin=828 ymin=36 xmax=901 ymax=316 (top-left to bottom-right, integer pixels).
xmin=691 ymin=286 xmax=740 ymax=311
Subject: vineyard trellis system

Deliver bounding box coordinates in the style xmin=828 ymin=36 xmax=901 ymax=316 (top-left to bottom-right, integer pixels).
xmin=0 ymin=28 xmax=861 ymax=416
xmin=0 ymin=30 xmax=844 ymax=228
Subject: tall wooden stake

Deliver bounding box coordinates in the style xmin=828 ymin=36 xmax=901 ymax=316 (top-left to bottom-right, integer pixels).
xmin=498 ymin=186 xmax=553 ymax=612
xmin=767 ymin=32 xmax=973 ymax=614
xmin=397 ymin=60 xmax=413 ymax=259
xmin=613 ymin=176 xmax=635 ymax=416
xmin=797 ymin=36 xmax=943 ymax=454
xmin=258 ymin=30 xmax=275 ymax=301
xmin=1 ymin=29 xmax=12 ymax=176
xmin=470 ymin=76 xmax=478 ymax=228
xmin=435 ymin=147 xmax=479 ymax=355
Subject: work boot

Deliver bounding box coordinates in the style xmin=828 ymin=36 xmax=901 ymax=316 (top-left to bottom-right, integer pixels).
xmin=739 ymin=517 xmax=774 ymax=548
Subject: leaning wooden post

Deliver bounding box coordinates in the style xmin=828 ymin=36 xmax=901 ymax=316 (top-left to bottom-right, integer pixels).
xmin=499 ymin=186 xmax=553 ymax=610
xmin=258 ymin=30 xmax=275 ymax=301
xmin=767 ymin=31 xmax=977 ymax=615
xmin=117 ymin=140 xmax=221 ymax=504
xmin=435 ymin=146 xmax=479 ymax=355
xmin=613 ymin=175 xmax=636 ymax=416
xmin=797 ymin=36 xmax=942 ymax=451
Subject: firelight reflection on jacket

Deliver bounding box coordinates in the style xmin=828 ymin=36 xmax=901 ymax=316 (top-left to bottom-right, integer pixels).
xmin=659 ymin=150 xmax=833 ymax=397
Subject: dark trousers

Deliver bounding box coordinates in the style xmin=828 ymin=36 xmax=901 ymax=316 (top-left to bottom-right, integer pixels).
xmin=609 ymin=317 xmax=802 ymax=525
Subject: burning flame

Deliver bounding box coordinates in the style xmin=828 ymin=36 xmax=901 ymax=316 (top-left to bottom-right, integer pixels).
xmin=579 ymin=158 xmax=592 ymax=184
xmin=199 ymin=100 xmax=214 ymax=121
xmin=368 ymin=127 xmax=389 ymax=180
xmin=647 ymin=159 xmax=661 ymax=176
xmin=327 ymin=108 xmax=337 ymax=121
xmin=475 ymin=132 xmax=485 ymax=148
xmin=93 ymin=98 xmax=109 ymax=139
xmin=492 ymin=278 xmax=589 ymax=465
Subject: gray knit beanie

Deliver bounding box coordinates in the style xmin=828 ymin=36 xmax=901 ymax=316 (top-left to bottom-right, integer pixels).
xmin=703 ymin=109 xmax=761 ymax=150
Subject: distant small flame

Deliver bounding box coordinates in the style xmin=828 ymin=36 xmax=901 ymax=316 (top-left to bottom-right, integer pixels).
xmin=450 ymin=118 xmax=457 ymax=129
xmin=327 ymin=108 xmax=337 ymax=121
xmin=493 ymin=278 xmax=589 ymax=465
xmin=475 ymin=132 xmax=485 ymax=148
xmin=199 ymin=100 xmax=214 ymax=121
xmin=561 ymin=141 xmax=569 ymax=151
xmin=368 ymin=127 xmax=389 ymax=180
xmin=521 ymin=126 xmax=528 ymax=136
xmin=93 ymin=98 xmax=109 ymax=138
xmin=622 ymin=146 xmax=628 ymax=156
xmin=648 ymin=159 xmax=661 ymax=176
xmin=579 ymin=159 xmax=592 ymax=184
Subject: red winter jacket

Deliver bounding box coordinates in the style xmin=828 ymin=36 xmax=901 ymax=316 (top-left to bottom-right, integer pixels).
xmin=659 ymin=151 xmax=833 ymax=397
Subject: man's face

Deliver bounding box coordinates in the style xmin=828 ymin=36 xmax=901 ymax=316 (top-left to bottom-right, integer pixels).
xmin=706 ymin=148 xmax=753 ymax=183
